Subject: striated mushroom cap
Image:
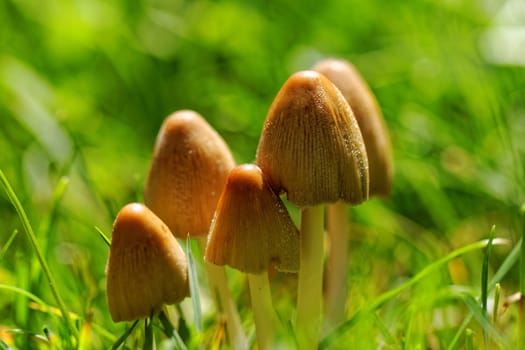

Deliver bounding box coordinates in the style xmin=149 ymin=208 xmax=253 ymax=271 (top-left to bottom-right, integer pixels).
xmin=205 ymin=164 xmax=300 ymax=274
xmin=313 ymin=58 xmax=392 ymax=197
xmin=144 ymin=110 xmax=235 ymax=238
xmin=256 ymin=71 xmax=369 ymax=207
xmin=106 ymin=203 xmax=189 ymax=322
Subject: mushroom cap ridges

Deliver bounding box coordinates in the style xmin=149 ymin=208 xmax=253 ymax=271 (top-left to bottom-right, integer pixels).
xmin=205 ymin=164 xmax=300 ymax=273
xmin=144 ymin=110 xmax=235 ymax=238
xmin=256 ymin=71 xmax=369 ymax=207
xmin=313 ymin=59 xmax=392 ymax=197
xmin=106 ymin=203 xmax=188 ymax=322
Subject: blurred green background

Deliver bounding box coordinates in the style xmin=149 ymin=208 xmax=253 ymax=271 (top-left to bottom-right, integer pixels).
xmin=1 ymin=0 xmax=524 ymax=348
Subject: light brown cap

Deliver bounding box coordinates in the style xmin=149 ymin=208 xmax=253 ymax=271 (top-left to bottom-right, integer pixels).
xmin=255 ymin=71 xmax=369 ymax=207
xmin=313 ymin=58 xmax=393 ymax=197
xmin=144 ymin=110 xmax=235 ymax=238
xmin=204 ymin=164 xmax=300 ymax=274
xmin=106 ymin=203 xmax=189 ymax=322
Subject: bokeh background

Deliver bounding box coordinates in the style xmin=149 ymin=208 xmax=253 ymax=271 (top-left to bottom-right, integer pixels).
xmin=1 ymin=0 xmax=524 ymax=348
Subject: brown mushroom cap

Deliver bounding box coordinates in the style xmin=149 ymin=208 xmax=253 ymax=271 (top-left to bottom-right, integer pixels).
xmin=144 ymin=110 xmax=235 ymax=238
xmin=106 ymin=203 xmax=189 ymax=322
xmin=205 ymin=164 xmax=300 ymax=274
xmin=313 ymin=59 xmax=392 ymax=197
xmin=255 ymin=70 xmax=369 ymax=207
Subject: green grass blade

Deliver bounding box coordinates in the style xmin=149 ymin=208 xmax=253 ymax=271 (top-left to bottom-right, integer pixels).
xmin=373 ymin=312 xmax=398 ymax=347
xmin=186 ymin=236 xmax=202 ymax=332
xmin=521 ymin=204 xmax=525 ymax=296
xmin=518 ymin=204 xmax=525 ymax=348
xmin=0 ymin=339 xmax=10 ymax=350
xmin=465 ymin=329 xmax=474 ymax=350
xmin=95 ymin=226 xmax=111 ymax=247
xmin=481 ymin=226 xmax=495 ymax=348
xmin=320 ymin=237 xmax=510 ymax=349
xmin=0 ymin=284 xmax=53 ymax=311
xmin=0 ymin=229 xmax=18 ymax=260
xmin=0 ymin=170 xmax=78 ymax=340
xmin=171 ymin=329 xmax=188 ymax=350
xmin=446 ymin=313 xmax=474 ymax=350
xmin=461 ymin=292 xmax=509 ymax=348
xmin=493 ymin=283 xmax=501 ymax=324
xmin=482 ymin=226 xmax=496 ymax=316
xmin=144 ymin=317 xmax=154 ymax=350
xmin=158 ymin=310 xmax=188 ymax=350
xmin=91 ymin=323 xmax=117 ymax=344
xmin=489 ymin=238 xmax=521 ymax=291
xmin=110 ymin=320 xmax=139 ymax=350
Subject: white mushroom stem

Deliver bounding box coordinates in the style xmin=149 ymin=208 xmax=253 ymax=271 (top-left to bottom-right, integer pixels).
xmin=200 ymin=239 xmax=247 ymax=350
xmin=324 ymin=201 xmax=349 ymax=330
xmin=247 ymin=272 xmax=278 ymax=350
xmin=296 ymin=205 xmax=325 ymax=350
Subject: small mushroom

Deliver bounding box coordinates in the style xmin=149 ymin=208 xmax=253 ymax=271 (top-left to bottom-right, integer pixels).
xmin=106 ymin=203 xmax=188 ymax=323
xmin=144 ymin=110 xmax=235 ymax=238
xmin=205 ymin=164 xmax=300 ymax=350
xmin=255 ymin=70 xmax=369 ymax=349
xmin=313 ymin=58 xmax=393 ymax=328
xmin=205 ymin=164 xmax=299 ymax=273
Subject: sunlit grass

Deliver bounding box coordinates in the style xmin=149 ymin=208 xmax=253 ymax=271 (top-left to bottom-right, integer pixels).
xmin=1 ymin=0 xmax=524 ymax=348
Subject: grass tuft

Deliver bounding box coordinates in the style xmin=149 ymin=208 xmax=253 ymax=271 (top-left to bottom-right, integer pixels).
xmin=0 ymin=170 xmax=78 ymax=343
xmin=321 ymin=238 xmax=510 ymax=349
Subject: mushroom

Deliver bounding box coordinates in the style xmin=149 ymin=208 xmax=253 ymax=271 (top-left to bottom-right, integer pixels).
xmin=255 ymin=71 xmax=369 ymax=349
xmin=106 ymin=202 xmax=188 ymax=323
xmin=205 ymin=164 xmax=300 ymax=350
xmin=144 ymin=110 xmax=235 ymax=239
xmin=144 ymin=110 xmax=247 ymax=349
xmin=313 ymin=58 xmax=392 ymax=197
xmin=313 ymin=58 xmax=393 ymax=328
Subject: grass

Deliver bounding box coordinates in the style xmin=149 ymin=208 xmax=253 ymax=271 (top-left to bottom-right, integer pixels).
xmin=0 ymin=0 xmax=524 ymax=348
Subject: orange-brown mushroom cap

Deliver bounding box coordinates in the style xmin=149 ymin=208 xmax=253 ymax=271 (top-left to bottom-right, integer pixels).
xmin=256 ymin=70 xmax=369 ymax=207
xmin=106 ymin=203 xmax=189 ymax=322
xmin=144 ymin=110 xmax=235 ymax=238
xmin=205 ymin=164 xmax=300 ymax=274
xmin=313 ymin=58 xmax=392 ymax=197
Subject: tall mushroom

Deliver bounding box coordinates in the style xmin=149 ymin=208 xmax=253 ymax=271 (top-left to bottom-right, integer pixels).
xmin=205 ymin=164 xmax=300 ymax=350
xmin=106 ymin=202 xmax=188 ymax=323
xmin=256 ymin=71 xmax=369 ymax=349
xmin=144 ymin=110 xmax=246 ymax=349
xmin=314 ymin=58 xmax=393 ymax=328
xmin=313 ymin=58 xmax=392 ymax=197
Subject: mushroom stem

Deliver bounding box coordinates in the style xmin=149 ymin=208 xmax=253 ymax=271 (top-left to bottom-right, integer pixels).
xmin=247 ymin=272 xmax=279 ymax=350
xmin=296 ymin=205 xmax=325 ymax=350
xmin=200 ymin=239 xmax=247 ymax=350
xmin=324 ymin=201 xmax=350 ymax=330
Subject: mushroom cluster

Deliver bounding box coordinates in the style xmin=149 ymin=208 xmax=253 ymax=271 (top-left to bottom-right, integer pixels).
xmin=104 ymin=57 xmax=392 ymax=350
